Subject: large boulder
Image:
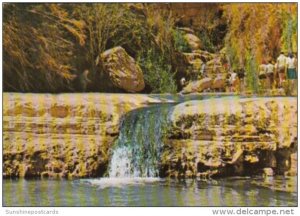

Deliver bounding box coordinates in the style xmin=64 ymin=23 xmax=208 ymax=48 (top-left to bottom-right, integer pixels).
xmin=192 ymin=50 xmax=215 ymax=61
xmin=101 ymin=46 xmax=145 ymax=93
xmin=183 ymin=53 xmax=203 ymax=64
xmin=181 ymin=77 xmax=213 ymax=94
xmin=183 ymin=33 xmax=201 ymax=50
xmin=183 ymin=51 xmax=215 ymax=64
xmin=212 ymin=76 xmax=227 ymax=90
xmin=162 ymin=97 xmax=297 ymax=179
xmin=206 ymin=57 xmax=226 ymax=75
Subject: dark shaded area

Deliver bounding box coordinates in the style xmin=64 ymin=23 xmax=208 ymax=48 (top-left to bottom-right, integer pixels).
xmin=3 ymin=3 xmax=228 ymax=93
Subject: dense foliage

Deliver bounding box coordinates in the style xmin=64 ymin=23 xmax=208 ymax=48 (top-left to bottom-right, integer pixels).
xmin=3 ymin=3 xmax=297 ymax=93
xmin=3 ymin=3 xmax=177 ymax=93
xmin=3 ymin=4 xmax=85 ymax=92
xmin=173 ymin=30 xmax=192 ymax=53
xmin=223 ymin=3 xmax=297 ymax=93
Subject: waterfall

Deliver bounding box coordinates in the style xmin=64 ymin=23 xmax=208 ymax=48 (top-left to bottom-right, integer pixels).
xmin=108 ymin=105 xmax=172 ymax=178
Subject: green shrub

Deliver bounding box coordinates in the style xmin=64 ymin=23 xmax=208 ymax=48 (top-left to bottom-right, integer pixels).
xmin=138 ymin=48 xmax=177 ymax=94
xmin=197 ymin=29 xmax=215 ymax=53
xmin=245 ymin=51 xmax=260 ymax=94
xmin=281 ymin=12 xmax=297 ymax=53
xmin=173 ymin=30 xmax=191 ymax=53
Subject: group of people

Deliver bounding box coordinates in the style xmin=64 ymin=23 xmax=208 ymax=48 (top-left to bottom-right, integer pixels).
xmin=226 ymin=51 xmax=297 ymax=95
xmin=180 ymin=51 xmax=297 ymax=95
xmin=258 ymin=52 xmax=297 ymax=95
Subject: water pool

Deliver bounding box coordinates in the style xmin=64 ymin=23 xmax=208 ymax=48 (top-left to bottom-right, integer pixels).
xmin=3 ymin=177 xmax=297 ymax=207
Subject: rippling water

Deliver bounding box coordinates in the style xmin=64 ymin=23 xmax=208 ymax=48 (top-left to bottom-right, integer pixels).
xmin=3 ymin=177 xmax=297 ymax=206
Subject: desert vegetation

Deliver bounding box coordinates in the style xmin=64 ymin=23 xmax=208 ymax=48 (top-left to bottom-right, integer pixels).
xmin=3 ymin=3 xmax=297 ymax=93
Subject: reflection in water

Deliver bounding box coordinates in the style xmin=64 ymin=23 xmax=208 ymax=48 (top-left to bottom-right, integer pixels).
xmin=3 ymin=177 xmax=297 ymax=206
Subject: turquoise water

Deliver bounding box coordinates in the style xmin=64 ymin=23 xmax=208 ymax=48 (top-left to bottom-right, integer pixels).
xmin=3 ymin=177 xmax=297 ymax=206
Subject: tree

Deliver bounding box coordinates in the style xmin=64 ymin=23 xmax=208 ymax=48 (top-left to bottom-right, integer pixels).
xmin=223 ymin=3 xmax=297 ymax=92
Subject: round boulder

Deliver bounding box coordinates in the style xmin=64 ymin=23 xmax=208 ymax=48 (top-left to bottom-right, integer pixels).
xmin=183 ymin=33 xmax=201 ymax=50
xmin=101 ymin=47 xmax=145 ymax=93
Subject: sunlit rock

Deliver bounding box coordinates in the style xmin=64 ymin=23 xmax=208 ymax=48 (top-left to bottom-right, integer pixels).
xmin=101 ymin=46 xmax=145 ymax=93
xmin=2 ymin=93 xmax=162 ymax=179
xmin=181 ymin=77 xmax=213 ymax=94
xmin=212 ymin=75 xmax=226 ymax=91
xmin=183 ymin=33 xmax=201 ymax=50
xmin=163 ymin=97 xmax=297 ymax=178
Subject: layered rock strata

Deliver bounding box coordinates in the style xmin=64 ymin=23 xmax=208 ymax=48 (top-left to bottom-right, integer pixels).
xmin=3 ymin=93 xmax=161 ymax=178
xmin=161 ymin=97 xmax=297 ymax=179
xmin=3 ymin=94 xmax=297 ymax=180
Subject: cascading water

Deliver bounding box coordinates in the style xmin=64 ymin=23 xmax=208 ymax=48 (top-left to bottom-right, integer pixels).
xmin=108 ymin=104 xmax=173 ymax=178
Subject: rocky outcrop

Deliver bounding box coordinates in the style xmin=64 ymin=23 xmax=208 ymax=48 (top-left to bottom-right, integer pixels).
xmin=3 ymin=93 xmax=162 ymax=179
xmin=212 ymin=75 xmax=226 ymax=91
xmin=181 ymin=49 xmax=228 ymax=91
xmin=191 ymin=50 xmax=215 ymax=62
xmin=161 ymin=97 xmax=297 ymax=179
xmin=181 ymin=78 xmax=213 ymax=94
xmin=3 ymin=94 xmax=297 ymax=180
xmin=183 ymin=51 xmax=214 ymax=70
xmin=177 ymin=27 xmax=195 ymax=34
xmin=101 ymin=46 xmax=145 ymax=93
xmin=183 ymin=33 xmax=201 ymax=50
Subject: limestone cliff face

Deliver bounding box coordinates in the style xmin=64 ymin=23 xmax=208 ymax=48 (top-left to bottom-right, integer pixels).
xmin=162 ymin=97 xmax=297 ymax=178
xmin=3 ymin=93 xmax=161 ymax=178
xmin=3 ymin=94 xmax=297 ymax=179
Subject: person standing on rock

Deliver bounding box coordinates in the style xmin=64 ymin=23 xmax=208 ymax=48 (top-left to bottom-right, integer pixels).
xmin=266 ymin=60 xmax=275 ymax=89
xmin=258 ymin=62 xmax=267 ymax=90
xmin=276 ymin=52 xmax=287 ymax=88
xmin=229 ymin=70 xmax=238 ymax=92
xmin=180 ymin=77 xmax=187 ymax=88
xmin=237 ymin=67 xmax=245 ymax=92
xmin=286 ymin=53 xmax=297 ymax=95
xmin=200 ymin=57 xmax=207 ymax=78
